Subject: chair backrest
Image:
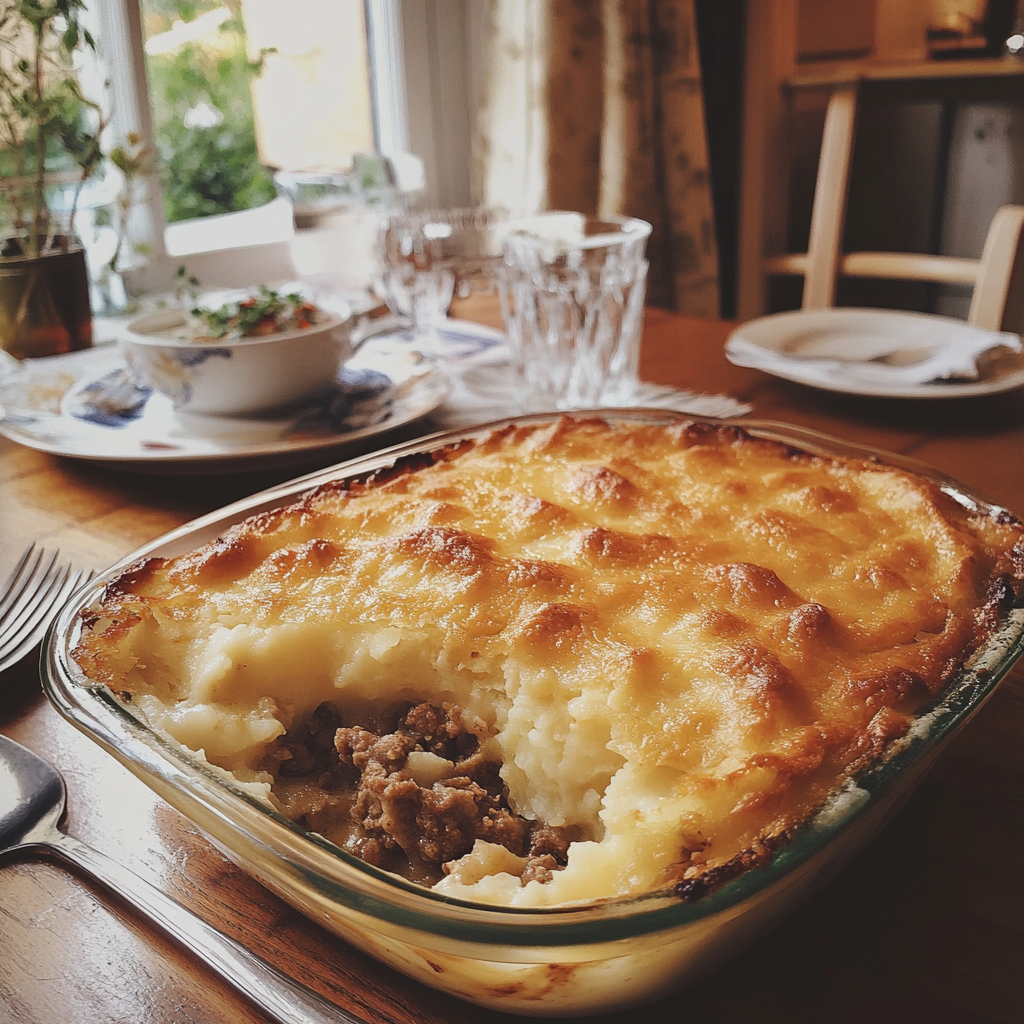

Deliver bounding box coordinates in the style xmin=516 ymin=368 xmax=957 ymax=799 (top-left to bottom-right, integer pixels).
xmin=762 ymin=84 xmax=1024 ymax=333
xmin=969 ymin=203 xmax=1024 ymax=331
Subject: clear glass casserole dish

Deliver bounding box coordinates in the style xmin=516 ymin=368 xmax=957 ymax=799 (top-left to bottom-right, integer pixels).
xmin=43 ymin=411 xmax=1024 ymax=1017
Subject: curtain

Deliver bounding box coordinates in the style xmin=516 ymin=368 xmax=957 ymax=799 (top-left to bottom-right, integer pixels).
xmin=475 ymin=0 xmax=721 ymax=316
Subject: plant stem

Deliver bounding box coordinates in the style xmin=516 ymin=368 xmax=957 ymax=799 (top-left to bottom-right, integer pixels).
xmin=32 ymin=17 xmax=45 ymax=258
xmin=68 ymin=103 xmax=106 ymax=249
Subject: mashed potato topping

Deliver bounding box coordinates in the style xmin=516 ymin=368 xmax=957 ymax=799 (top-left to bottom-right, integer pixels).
xmin=73 ymin=417 xmax=1024 ymax=907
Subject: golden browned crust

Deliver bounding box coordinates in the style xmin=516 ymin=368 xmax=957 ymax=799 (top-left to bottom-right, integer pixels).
xmin=72 ymin=417 xmax=1024 ymax=906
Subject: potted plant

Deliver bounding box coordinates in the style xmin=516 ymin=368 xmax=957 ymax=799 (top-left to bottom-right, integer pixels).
xmin=0 ymin=0 xmax=106 ymax=359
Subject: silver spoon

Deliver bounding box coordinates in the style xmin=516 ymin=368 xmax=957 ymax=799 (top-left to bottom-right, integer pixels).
xmin=0 ymin=733 xmax=368 ymax=1024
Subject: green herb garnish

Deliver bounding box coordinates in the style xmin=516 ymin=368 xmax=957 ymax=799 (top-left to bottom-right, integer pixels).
xmin=189 ymin=286 xmax=323 ymax=340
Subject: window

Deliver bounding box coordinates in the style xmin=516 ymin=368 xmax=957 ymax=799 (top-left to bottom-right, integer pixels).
xmin=73 ymin=1 xmax=483 ymax=295
xmin=94 ymin=0 xmax=375 ymax=273
xmin=141 ymin=1 xmax=278 ymax=226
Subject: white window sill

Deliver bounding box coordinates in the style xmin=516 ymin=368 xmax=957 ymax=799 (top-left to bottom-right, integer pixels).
xmin=163 ymin=196 xmax=295 ymax=257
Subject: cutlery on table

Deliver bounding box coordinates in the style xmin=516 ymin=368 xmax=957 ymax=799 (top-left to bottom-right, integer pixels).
xmin=0 ymin=733 xmax=370 ymax=1024
xmin=0 ymin=546 xmax=92 ymax=675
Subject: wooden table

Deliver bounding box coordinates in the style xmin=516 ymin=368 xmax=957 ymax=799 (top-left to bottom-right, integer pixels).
xmin=2 ymin=300 xmax=1023 ymax=1024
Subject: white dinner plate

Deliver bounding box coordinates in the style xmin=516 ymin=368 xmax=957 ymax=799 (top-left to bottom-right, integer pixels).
xmin=725 ymin=308 xmax=1024 ymax=399
xmin=0 ymin=329 xmax=469 ymax=473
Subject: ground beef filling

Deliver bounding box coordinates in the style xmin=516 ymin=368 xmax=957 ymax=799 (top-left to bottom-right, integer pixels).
xmin=266 ymin=701 xmax=576 ymax=888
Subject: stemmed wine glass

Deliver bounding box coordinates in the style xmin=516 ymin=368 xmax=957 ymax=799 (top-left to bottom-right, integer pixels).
xmin=374 ymin=206 xmax=510 ymax=352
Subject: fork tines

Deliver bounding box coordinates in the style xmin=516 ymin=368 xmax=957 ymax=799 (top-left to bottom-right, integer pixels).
xmin=0 ymin=544 xmax=92 ymax=674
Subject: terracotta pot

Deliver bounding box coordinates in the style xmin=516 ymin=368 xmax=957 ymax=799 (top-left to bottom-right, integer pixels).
xmin=0 ymin=237 xmax=93 ymax=359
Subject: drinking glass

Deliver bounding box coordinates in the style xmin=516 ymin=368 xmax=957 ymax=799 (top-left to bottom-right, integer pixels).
xmin=497 ymin=212 xmax=652 ymax=412
xmin=375 ymin=207 xmax=510 ymax=346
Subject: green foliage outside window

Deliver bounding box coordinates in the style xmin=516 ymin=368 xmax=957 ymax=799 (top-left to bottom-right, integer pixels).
xmin=142 ymin=0 xmax=276 ymax=223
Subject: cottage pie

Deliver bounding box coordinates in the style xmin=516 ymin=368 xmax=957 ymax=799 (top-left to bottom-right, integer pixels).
xmin=73 ymin=418 xmax=1024 ymax=908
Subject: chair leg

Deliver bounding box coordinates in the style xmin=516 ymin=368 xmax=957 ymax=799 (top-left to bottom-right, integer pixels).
xmin=968 ymin=205 xmax=1024 ymax=332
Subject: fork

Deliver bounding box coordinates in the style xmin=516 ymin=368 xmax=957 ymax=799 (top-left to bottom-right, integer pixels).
xmin=0 ymin=545 xmax=92 ymax=674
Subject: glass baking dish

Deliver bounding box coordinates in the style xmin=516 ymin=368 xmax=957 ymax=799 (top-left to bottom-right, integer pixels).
xmin=43 ymin=411 xmax=1024 ymax=1016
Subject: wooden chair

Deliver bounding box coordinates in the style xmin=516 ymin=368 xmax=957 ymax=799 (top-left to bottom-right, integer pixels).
xmin=762 ymin=84 xmax=1024 ymax=333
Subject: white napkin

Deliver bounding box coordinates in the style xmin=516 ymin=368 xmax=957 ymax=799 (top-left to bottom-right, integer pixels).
xmin=438 ymin=360 xmax=752 ymax=430
xmin=726 ymin=321 xmax=1022 ymax=387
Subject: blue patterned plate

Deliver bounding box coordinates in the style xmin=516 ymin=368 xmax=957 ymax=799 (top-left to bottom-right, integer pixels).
xmin=0 ymin=330 xmax=459 ymax=473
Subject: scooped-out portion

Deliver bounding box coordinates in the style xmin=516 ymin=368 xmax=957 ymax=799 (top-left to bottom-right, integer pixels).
xmin=268 ymin=699 xmax=583 ymax=889
xmin=72 ymin=417 xmax=1024 ymax=908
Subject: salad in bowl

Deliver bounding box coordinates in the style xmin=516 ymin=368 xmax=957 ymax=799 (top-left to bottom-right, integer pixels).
xmin=121 ymin=287 xmax=355 ymax=416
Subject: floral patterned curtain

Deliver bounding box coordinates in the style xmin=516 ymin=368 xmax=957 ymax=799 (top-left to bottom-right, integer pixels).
xmin=475 ymin=0 xmax=721 ymax=316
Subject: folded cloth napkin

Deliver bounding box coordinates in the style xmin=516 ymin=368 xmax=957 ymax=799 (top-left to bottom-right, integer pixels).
xmin=725 ymin=313 xmax=1023 ymax=388
xmin=439 ymin=361 xmax=752 ymax=430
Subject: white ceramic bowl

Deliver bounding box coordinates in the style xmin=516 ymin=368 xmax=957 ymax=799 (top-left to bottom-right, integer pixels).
xmin=120 ymin=308 xmax=355 ymax=416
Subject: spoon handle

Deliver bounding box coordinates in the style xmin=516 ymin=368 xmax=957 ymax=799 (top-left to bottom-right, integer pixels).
xmin=38 ymin=829 xmax=370 ymax=1024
